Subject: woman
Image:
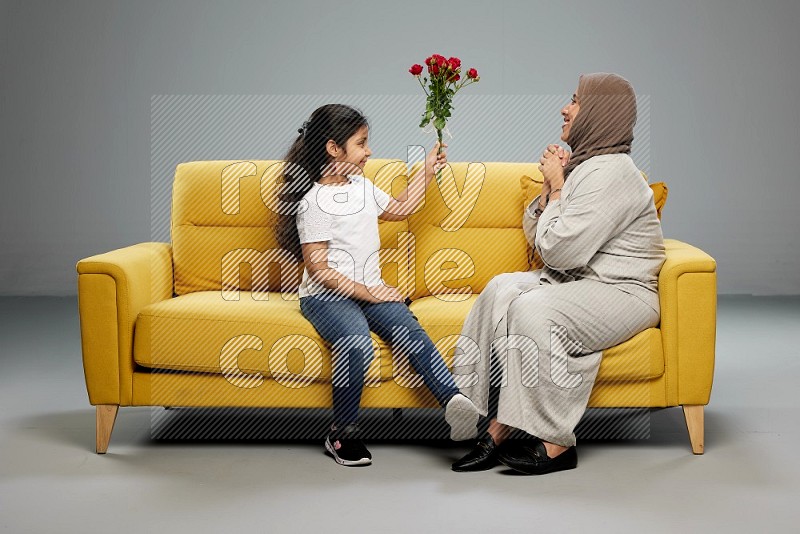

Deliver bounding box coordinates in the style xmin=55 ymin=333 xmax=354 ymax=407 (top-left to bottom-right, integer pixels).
xmin=445 ymin=73 xmax=666 ymax=475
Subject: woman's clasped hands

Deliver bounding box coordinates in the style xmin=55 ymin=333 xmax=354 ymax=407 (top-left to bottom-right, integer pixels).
xmin=538 ymin=144 xmax=570 ymax=203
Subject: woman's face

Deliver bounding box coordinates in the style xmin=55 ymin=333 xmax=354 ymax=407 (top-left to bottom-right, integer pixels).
xmin=560 ymin=91 xmax=580 ymax=142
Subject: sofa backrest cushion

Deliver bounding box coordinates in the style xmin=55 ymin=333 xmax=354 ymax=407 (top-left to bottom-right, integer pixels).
xmin=171 ymin=159 xmax=407 ymax=296
xmin=406 ymin=162 xmax=536 ymax=300
xmin=171 ymin=158 xmax=667 ymax=300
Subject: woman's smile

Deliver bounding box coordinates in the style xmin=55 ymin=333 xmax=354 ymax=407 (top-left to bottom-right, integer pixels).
xmin=560 ymin=93 xmax=580 ymax=142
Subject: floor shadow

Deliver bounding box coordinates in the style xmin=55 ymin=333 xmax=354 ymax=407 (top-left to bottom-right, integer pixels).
xmin=11 ymin=404 xmax=732 ymax=456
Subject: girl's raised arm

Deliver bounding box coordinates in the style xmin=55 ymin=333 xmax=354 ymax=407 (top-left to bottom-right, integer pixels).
xmin=379 ymin=142 xmax=447 ymax=222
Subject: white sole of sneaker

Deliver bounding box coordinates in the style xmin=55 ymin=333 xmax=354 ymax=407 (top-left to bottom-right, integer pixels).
xmin=324 ymin=437 xmax=372 ymax=467
xmin=445 ymin=394 xmax=480 ymax=441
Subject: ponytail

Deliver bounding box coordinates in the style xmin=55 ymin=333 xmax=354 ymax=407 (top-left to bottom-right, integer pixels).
xmin=275 ymin=104 xmax=369 ymax=260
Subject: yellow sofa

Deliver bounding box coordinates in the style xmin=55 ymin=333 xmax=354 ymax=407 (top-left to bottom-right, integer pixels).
xmin=76 ymin=159 xmax=716 ymax=454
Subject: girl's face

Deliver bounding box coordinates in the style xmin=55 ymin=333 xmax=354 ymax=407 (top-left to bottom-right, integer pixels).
xmin=334 ymin=125 xmax=371 ymax=171
xmin=560 ymin=91 xmax=580 ymax=142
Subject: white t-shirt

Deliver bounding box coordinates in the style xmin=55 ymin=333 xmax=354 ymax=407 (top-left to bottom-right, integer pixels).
xmin=296 ymin=175 xmax=392 ymax=298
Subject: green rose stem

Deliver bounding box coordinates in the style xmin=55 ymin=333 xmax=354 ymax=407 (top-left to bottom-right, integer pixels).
xmin=436 ymin=128 xmax=444 ymax=182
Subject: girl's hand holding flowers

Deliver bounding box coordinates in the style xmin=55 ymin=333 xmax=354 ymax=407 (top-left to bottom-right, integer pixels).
xmin=426 ymin=141 xmax=448 ymax=179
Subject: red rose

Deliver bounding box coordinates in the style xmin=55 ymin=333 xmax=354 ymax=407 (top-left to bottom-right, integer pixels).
xmin=449 ymin=73 xmax=460 ymax=82
xmin=409 ymin=64 xmax=423 ymax=76
xmin=430 ymin=64 xmax=440 ymax=75
xmin=432 ymin=54 xmax=446 ymax=66
xmin=467 ymin=68 xmax=479 ymax=79
xmin=448 ymin=57 xmax=461 ymax=70
xmin=425 ymin=56 xmax=433 ymax=66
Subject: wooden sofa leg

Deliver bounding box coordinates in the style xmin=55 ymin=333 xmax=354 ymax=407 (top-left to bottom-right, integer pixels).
xmin=682 ymin=405 xmax=704 ymax=455
xmin=96 ymin=405 xmax=119 ymax=454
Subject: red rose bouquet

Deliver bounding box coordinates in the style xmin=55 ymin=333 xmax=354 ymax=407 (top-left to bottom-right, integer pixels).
xmin=409 ymin=54 xmax=480 ymax=178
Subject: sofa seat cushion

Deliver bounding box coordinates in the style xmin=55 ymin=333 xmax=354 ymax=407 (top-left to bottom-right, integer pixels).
xmin=409 ymin=296 xmax=664 ymax=382
xmin=134 ymin=291 xmax=400 ymax=384
xmin=134 ymin=290 xmax=664 ymax=387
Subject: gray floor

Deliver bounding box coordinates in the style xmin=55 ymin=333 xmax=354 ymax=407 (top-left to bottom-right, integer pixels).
xmin=1 ymin=295 xmax=798 ymax=533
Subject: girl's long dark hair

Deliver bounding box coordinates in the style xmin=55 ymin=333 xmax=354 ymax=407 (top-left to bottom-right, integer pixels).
xmin=275 ymin=104 xmax=369 ymax=260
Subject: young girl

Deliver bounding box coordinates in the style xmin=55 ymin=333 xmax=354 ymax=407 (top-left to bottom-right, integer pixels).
xmin=275 ymin=104 xmax=479 ymax=466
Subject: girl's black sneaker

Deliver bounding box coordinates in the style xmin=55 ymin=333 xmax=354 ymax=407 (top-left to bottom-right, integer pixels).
xmin=324 ymin=423 xmax=372 ymax=466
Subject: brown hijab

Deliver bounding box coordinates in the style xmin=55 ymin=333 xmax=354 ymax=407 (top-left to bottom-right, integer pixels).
xmin=563 ymin=73 xmax=637 ymax=180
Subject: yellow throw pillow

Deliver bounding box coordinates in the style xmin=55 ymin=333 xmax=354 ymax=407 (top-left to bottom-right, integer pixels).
xmin=519 ymin=172 xmax=668 ymax=270
xmin=649 ymin=181 xmax=668 ymax=220
xmin=520 ymin=172 xmax=544 ymax=210
xmin=638 ymin=171 xmax=668 ymax=220
xmin=519 ymin=174 xmax=545 ymax=269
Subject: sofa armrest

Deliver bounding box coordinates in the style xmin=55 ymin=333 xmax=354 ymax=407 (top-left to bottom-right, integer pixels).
xmin=658 ymin=239 xmax=717 ymax=406
xmin=76 ymin=242 xmax=173 ymax=405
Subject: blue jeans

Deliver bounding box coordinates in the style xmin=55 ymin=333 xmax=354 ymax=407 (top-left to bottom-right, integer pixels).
xmin=299 ymin=296 xmax=459 ymax=427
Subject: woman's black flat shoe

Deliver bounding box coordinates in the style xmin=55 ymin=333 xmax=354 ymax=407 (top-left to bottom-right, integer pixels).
xmin=451 ymin=433 xmax=502 ymax=472
xmin=497 ymin=439 xmax=577 ymax=475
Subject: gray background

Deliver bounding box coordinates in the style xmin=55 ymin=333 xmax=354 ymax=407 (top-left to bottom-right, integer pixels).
xmin=148 ymin=93 xmax=650 ymax=243
xmin=2 ymin=0 xmax=798 ymax=296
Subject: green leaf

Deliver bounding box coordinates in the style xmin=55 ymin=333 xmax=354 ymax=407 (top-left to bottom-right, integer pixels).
xmin=433 ymin=117 xmax=446 ymax=130
xmin=419 ymin=109 xmax=432 ymax=129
